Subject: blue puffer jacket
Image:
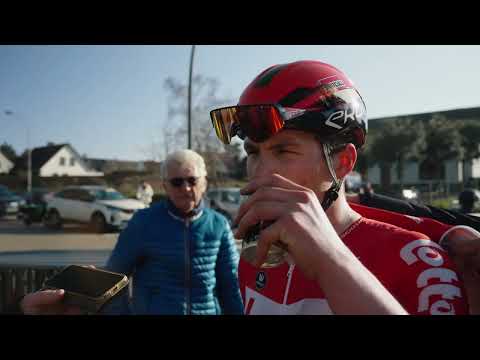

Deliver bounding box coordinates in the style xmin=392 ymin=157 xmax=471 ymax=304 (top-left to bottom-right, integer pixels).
xmin=103 ymin=199 xmax=244 ymax=315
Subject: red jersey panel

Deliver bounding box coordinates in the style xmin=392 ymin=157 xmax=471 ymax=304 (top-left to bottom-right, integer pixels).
xmin=350 ymin=202 xmax=453 ymax=243
xmin=238 ymin=216 xmax=468 ymax=315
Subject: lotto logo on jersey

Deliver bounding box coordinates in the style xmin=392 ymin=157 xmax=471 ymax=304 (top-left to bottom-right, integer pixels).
xmin=256 ymin=271 xmax=266 ymax=290
xmin=400 ymin=239 xmax=462 ymax=315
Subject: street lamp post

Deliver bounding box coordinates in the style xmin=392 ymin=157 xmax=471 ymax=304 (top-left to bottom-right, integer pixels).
xmin=27 ymin=128 xmax=32 ymax=193
xmin=4 ymin=110 xmax=32 ymax=193
xmin=187 ymin=45 xmax=196 ymax=150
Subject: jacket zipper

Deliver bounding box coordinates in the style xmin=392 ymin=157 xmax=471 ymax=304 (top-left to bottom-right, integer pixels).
xmin=184 ymin=218 xmax=191 ymax=315
xmin=283 ymin=264 xmax=295 ymax=305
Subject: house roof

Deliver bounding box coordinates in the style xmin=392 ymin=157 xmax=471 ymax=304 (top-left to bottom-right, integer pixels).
xmin=15 ymin=143 xmax=68 ymax=171
xmin=0 ymin=150 xmax=14 ymax=166
xmin=30 ymin=144 xmax=68 ymax=170
xmin=12 ymin=143 xmax=104 ymax=177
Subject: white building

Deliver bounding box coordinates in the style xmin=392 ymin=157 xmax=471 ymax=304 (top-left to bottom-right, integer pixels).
xmin=17 ymin=143 xmax=103 ymax=177
xmin=367 ymin=106 xmax=480 ymax=186
xmin=367 ymin=160 xmax=466 ymax=185
xmin=0 ymin=150 xmax=14 ymax=174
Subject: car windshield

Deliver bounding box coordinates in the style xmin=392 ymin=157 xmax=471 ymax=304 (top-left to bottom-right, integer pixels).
xmin=222 ymin=190 xmax=241 ymax=204
xmin=91 ymin=189 xmax=126 ymax=201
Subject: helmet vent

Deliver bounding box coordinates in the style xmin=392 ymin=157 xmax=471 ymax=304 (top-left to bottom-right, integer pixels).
xmin=278 ymin=87 xmax=316 ymax=107
xmin=253 ymin=64 xmax=288 ymax=88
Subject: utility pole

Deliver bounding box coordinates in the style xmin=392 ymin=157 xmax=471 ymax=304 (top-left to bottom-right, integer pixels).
xmin=27 ymin=127 xmax=32 ymax=193
xmin=4 ymin=110 xmax=32 ymax=192
xmin=187 ymin=45 xmax=196 ymax=150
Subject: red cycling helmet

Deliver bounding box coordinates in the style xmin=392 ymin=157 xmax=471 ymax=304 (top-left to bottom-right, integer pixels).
xmin=211 ymin=60 xmax=367 ymax=149
xmin=210 ymin=60 xmax=368 ymax=210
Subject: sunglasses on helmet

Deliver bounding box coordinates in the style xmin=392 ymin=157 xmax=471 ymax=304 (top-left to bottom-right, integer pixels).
xmin=210 ymin=88 xmax=366 ymax=145
xmin=168 ymin=177 xmax=199 ymax=187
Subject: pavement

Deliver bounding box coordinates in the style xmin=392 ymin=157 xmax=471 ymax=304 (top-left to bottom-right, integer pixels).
xmin=0 ymin=216 xmax=119 ymax=253
xmin=0 ymin=216 xmax=120 ymax=267
xmin=0 ymin=215 xmax=242 ymax=259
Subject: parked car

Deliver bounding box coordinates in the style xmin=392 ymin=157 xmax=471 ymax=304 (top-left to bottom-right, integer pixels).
xmin=17 ymin=188 xmax=52 ymax=226
xmin=401 ymin=187 xmax=420 ymax=201
xmin=43 ymin=185 xmax=146 ymax=233
xmin=206 ymin=187 xmax=244 ymax=224
xmin=344 ymin=172 xmax=363 ymax=192
xmin=387 ymin=186 xmax=421 ymax=203
xmin=0 ymin=185 xmax=25 ymax=217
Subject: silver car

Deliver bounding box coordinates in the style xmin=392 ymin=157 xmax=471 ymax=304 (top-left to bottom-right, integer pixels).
xmin=206 ymin=187 xmax=244 ymax=223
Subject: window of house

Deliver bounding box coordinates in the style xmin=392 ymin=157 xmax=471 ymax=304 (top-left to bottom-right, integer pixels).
xmin=70 ymin=158 xmax=75 ymax=166
xmin=59 ymin=157 xmax=66 ymax=166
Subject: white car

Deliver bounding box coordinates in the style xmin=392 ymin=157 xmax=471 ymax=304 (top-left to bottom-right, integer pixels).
xmin=44 ymin=186 xmax=146 ymax=233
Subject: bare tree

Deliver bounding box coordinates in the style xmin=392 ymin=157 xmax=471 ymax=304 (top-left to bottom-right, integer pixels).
xmin=162 ymin=75 xmax=244 ymax=182
xmin=139 ymin=119 xmax=177 ymax=163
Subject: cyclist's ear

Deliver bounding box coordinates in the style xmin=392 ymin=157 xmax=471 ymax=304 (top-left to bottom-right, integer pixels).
xmin=334 ymin=143 xmax=357 ymax=179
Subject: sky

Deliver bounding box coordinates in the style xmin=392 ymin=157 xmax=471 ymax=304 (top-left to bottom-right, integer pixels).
xmin=1 ymin=45 xmax=480 ymax=161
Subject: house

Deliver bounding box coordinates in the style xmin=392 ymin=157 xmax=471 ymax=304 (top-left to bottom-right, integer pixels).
xmin=0 ymin=150 xmax=14 ymax=174
xmin=366 ymin=106 xmax=480 ymax=186
xmin=14 ymin=143 xmax=103 ymax=177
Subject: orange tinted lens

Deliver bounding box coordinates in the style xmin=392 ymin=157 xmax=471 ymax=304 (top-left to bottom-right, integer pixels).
xmin=237 ymin=105 xmax=284 ymax=143
xmin=211 ymin=105 xmax=285 ymax=144
xmin=211 ymin=107 xmax=237 ymax=144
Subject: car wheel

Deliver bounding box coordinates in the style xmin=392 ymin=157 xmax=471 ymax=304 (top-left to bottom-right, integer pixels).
xmin=44 ymin=209 xmax=62 ymax=230
xmin=90 ymin=213 xmax=107 ymax=233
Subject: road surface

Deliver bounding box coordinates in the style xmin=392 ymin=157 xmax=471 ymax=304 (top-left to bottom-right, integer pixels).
xmin=0 ymin=216 xmax=242 ymax=256
xmin=0 ymin=216 xmax=118 ymax=253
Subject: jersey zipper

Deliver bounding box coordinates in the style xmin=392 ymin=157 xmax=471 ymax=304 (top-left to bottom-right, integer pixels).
xmin=283 ymin=264 xmax=295 ymax=305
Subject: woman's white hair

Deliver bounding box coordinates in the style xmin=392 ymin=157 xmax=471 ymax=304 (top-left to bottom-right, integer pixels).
xmin=162 ymin=149 xmax=208 ymax=179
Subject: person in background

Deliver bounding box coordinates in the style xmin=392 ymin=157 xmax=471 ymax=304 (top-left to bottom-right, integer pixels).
xmin=458 ymin=178 xmax=479 ymax=214
xmin=136 ymin=180 xmax=154 ymax=206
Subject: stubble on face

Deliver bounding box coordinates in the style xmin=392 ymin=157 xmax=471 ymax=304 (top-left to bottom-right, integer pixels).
xmin=244 ymin=130 xmax=332 ymax=196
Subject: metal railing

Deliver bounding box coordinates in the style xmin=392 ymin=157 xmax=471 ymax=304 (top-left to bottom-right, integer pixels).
xmin=0 ymin=266 xmax=61 ymax=313
xmin=0 ymin=250 xmax=111 ymax=314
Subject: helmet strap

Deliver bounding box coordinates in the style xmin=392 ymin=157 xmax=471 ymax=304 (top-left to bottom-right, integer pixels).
xmin=321 ymin=142 xmax=343 ymax=211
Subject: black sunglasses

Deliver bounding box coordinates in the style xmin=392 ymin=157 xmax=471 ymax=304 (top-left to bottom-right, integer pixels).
xmin=168 ymin=177 xmax=199 ymax=187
